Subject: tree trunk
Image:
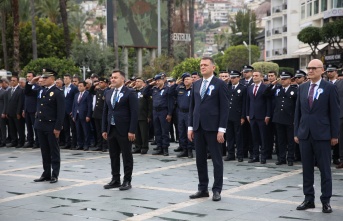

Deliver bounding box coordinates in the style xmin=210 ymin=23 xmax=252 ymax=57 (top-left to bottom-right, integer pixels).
xmin=0 ymin=9 xmax=9 ymax=70
xmin=189 ymin=0 xmax=194 ymax=57
xmin=59 ymin=0 xmax=71 ymax=57
xmin=30 ymin=0 xmax=37 ymax=60
xmin=168 ymin=0 xmax=174 ymax=57
xmin=12 ymin=0 xmax=20 ymax=72
xmin=113 ymin=0 xmax=119 ymax=68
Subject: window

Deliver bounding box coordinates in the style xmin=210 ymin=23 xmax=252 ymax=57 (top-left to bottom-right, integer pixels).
xmin=301 ymin=4 xmax=305 ymax=19
xmin=322 ymin=0 xmax=327 ymax=11
xmin=314 ymin=0 xmax=319 ymax=14
xmin=307 ymin=1 xmax=312 ymax=17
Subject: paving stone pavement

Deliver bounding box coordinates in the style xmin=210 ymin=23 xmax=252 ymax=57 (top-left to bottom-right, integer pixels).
xmin=0 ymin=142 xmax=343 ymax=221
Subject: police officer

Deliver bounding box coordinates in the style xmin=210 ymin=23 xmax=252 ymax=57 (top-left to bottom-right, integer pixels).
xmin=168 ymin=78 xmax=179 ymax=143
xmin=225 ymin=70 xmax=246 ymax=162
xmin=29 ymin=69 xmax=65 ymax=183
xmin=89 ymin=77 xmax=109 ymax=152
xmin=143 ymin=73 xmax=174 ymax=156
xmin=133 ymin=77 xmax=152 ymax=154
xmin=172 ymin=73 xmax=194 ymax=158
xmin=264 ymin=71 xmax=297 ymax=166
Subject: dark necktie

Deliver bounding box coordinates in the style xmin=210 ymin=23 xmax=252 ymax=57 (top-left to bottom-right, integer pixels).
xmin=200 ymin=80 xmax=208 ymax=99
xmin=308 ymin=84 xmax=316 ymax=108
xmin=253 ymin=85 xmax=258 ymax=96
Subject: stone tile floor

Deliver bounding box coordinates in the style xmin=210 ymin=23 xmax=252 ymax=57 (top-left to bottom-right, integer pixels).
xmin=0 ymin=143 xmax=342 ymax=221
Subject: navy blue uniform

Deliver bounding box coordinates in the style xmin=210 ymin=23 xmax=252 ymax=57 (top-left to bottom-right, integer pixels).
xmin=143 ymin=84 xmax=174 ymax=149
xmin=24 ymin=82 xmax=40 ymax=146
xmin=31 ymin=85 xmax=65 ymax=179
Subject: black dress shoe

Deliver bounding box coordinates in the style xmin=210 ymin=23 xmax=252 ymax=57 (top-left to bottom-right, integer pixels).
xmin=189 ymin=191 xmax=209 ymax=199
xmin=288 ymin=161 xmax=294 ymax=166
xmin=333 ymin=159 xmax=340 ymax=165
xmin=119 ymin=181 xmax=132 ymax=191
xmin=224 ymin=156 xmax=235 ymax=161
xmin=141 ymin=149 xmax=148 ymax=154
xmin=248 ymin=158 xmax=259 ymax=163
xmin=34 ymin=176 xmax=51 ymax=182
xmin=212 ymin=191 xmax=221 ymax=201
xmin=275 ymin=161 xmax=286 ymax=165
xmin=24 ymin=143 xmax=33 ymax=148
xmin=83 ymin=147 xmax=89 ymax=151
xmin=238 ymin=158 xmax=243 ymax=162
xmin=174 ymin=146 xmax=182 ymax=152
xmin=16 ymin=144 xmax=24 ymax=148
xmin=260 ymin=159 xmax=266 ymax=164
xmin=76 ymin=146 xmax=83 ymax=150
xmin=177 ymin=150 xmax=188 ymax=158
xmin=92 ymin=147 xmax=102 ymax=151
xmin=50 ymin=177 xmax=58 ymax=183
xmin=103 ymin=180 xmax=121 ymax=189
xmin=0 ymin=143 xmax=6 ymax=147
xmin=296 ymin=201 xmax=315 ymax=210
xmin=6 ymin=143 xmax=17 ymax=147
xmin=322 ymin=203 xmax=332 ymax=213
xmin=132 ymin=149 xmax=141 ymax=154
xmin=150 ymin=141 xmax=157 ymax=145
xmin=188 ymin=149 xmax=193 ymax=158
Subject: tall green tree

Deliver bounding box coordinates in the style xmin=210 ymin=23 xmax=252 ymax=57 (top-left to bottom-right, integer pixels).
xmin=221 ymin=45 xmax=260 ymax=71
xmin=229 ymin=10 xmax=257 ymax=46
xmin=35 ymin=0 xmax=60 ymax=23
xmin=321 ymin=19 xmax=343 ymax=51
xmin=59 ymin=0 xmax=71 ymax=57
xmin=12 ymin=0 xmax=20 ymax=72
xmin=297 ymin=26 xmax=322 ymax=58
xmin=68 ymin=9 xmax=88 ymax=41
xmin=0 ymin=0 xmax=10 ymax=69
xmin=30 ymin=0 xmax=37 ymax=60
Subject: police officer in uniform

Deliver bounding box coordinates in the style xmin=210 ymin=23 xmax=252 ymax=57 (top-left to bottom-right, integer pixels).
xmin=89 ymin=77 xmax=109 ymax=152
xmin=143 ymin=73 xmax=174 ymax=156
xmin=172 ymin=73 xmax=194 ymax=158
xmin=29 ymin=69 xmax=65 ymax=183
xmin=225 ymin=70 xmax=246 ymax=162
xmin=264 ymin=71 xmax=297 ymax=166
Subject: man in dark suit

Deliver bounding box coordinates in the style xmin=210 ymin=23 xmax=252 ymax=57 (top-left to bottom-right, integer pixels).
xmin=29 ymin=69 xmax=65 ymax=183
xmin=4 ymin=75 xmax=25 ymax=148
xmin=62 ymin=74 xmax=78 ymax=149
xmin=246 ymin=71 xmax=271 ymax=164
xmin=225 ymin=70 xmax=246 ymax=162
xmin=23 ymin=71 xmax=39 ymax=148
xmin=102 ymin=70 xmax=138 ymax=190
xmin=294 ymin=59 xmax=340 ymax=213
xmin=188 ymin=57 xmax=229 ymax=201
xmin=72 ymin=81 xmax=92 ymax=151
xmin=336 ymin=79 xmax=343 ymax=169
xmin=0 ymin=79 xmax=10 ymax=147
xmin=89 ymin=77 xmax=109 ymax=152
xmin=264 ymin=71 xmax=297 ymax=166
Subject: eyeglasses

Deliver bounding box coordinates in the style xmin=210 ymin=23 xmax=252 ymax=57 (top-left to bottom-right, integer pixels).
xmin=326 ymin=71 xmax=334 ymax=73
xmin=306 ymin=67 xmax=323 ymax=71
xmin=42 ymin=77 xmax=49 ymax=79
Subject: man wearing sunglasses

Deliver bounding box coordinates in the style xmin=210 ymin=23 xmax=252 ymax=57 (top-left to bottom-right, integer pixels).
xmin=294 ymin=59 xmax=340 ymax=213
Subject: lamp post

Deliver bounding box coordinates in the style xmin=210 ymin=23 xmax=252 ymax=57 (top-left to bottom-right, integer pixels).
xmin=248 ymin=20 xmax=258 ymax=65
xmin=80 ymin=66 xmax=90 ymax=80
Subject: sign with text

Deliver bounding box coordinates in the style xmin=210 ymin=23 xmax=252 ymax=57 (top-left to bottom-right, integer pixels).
xmin=172 ymin=33 xmax=191 ymax=42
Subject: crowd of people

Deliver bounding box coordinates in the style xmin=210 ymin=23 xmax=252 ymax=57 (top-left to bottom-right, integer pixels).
xmin=0 ymin=57 xmax=342 ymax=212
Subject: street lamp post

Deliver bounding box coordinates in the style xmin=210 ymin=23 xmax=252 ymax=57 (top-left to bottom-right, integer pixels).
xmin=80 ymin=66 xmax=90 ymax=80
xmin=248 ymin=20 xmax=258 ymax=65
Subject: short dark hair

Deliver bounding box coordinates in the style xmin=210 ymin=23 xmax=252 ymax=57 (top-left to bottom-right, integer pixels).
xmin=73 ymin=76 xmax=81 ymax=81
xmin=27 ymin=71 xmax=35 ymax=76
xmin=268 ymin=71 xmax=278 ymax=76
xmin=201 ymin=56 xmax=215 ymax=65
xmin=11 ymin=76 xmax=19 ymax=81
xmin=112 ymin=69 xmax=126 ymax=78
xmin=64 ymin=74 xmax=71 ymax=78
xmin=78 ymin=81 xmax=87 ymax=87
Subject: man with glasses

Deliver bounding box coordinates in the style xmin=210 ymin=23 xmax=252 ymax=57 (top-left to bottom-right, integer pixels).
xmin=29 ymin=69 xmax=65 ymax=184
xmin=294 ymin=59 xmax=340 ymax=213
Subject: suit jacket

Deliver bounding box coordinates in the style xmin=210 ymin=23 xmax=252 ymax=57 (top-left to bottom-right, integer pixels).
xmin=63 ymin=84 xmax=78 ymax=114
xmin=188 ymin=76 xmax=229 ymax=131
xmin=228 ymin=83 xmax=246 ymax=121
xmin=33 ymin=85 xmax=65 ymax=131
xmin=92 ymin=87 xmax=109 ymax=119
xmin=102 ymin=86 xmax=138 ymax=136
xmin=294 ymin=80 xmax=340 ymax=140
xmin=239 ymin=78 xmax=253 ymax=86
xmin=4 ymin=86 xmax=24 ymax=117
xmin=246 ymin=83 xmax=271 ymax=120
xmin=336 ymin=80 xmax=343 ymax=119
xmin=264 ymin=84 xmax=297 ymax=125
xmin=24 ymin=82 xmax=40 ymax=113
xmin=0 ymin=87 xmax=9 ymax=114
xmin=72 ymin=91 xmax=92 ymax=120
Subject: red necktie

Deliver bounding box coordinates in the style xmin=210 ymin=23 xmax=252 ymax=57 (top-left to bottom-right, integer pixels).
xmin=308 ymin=84 xmax=316 ymax=108
xmin=78 ymin=92 xmax=83 ymax=103
xmin=253 ymin=85 xmax=258 ymax=96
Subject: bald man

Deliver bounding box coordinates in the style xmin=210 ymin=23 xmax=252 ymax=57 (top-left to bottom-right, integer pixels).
xmin=294 ymin=59 xmax=340 ymax=213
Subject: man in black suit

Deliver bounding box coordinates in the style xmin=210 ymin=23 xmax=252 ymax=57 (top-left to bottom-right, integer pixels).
xmin=225 ymin=70 xmax=246 ymax=162
xmin=23 ymin=71 xmax=39 ymax=148
xmin=264 ymin=71 xmax=297 ymax=166
xmin=72 ymin=81 xmax=92 ymax=151
xmin=62 ymin=74 xmax=78 ymax=149
xmin=336 ymin=79 xmax=343 ymax=169
xmin=29 ymin=69 xmax=65 ymax=183
xmin=102 ymin=70 xmax=138 ymax=190
xmin=4 ymin=75 xmax=25 ymax=148
xmin=0 ymin=79 xmax=10 ymax=147
xmin=188 ymin=57 xmax=229 ymax=201
xmin=246 ymin=71 xmax=271 ymax=164
xmin=294 ymin=59 xmax=340 ymax=213
xmin=89 ymin=77 xmax=109 ymax=152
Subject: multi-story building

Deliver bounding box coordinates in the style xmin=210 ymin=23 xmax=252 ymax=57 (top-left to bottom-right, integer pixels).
xmin=203 ymin=0 xmax=231 ymax=23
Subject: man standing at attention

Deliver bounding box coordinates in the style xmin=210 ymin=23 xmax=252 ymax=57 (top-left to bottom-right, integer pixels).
xmin=188 ymin=57 xmax=229 ymax=201
xmin=294 ymin=59 xmax=340 ymax=213
xmin=102 ymin=70 xmax=138 ymax=190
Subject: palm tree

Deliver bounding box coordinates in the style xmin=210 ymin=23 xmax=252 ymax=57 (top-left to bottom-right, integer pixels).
xmin=68 ymin=9 xmax=88 ymax=41
xmin=12 ymin=0 xmax=20 ymax=72
xmin=19 ymin=0 xmax=30 ymax=22
xmin=59 ymin=0 xmax=70 ymax=57
xmin=30 ymin=0 xmax=37 ymax=60
xmin=0 ymin=0 xmax=10 ymax=70
xmin=35 ymin=0 xmax=60 ymax=23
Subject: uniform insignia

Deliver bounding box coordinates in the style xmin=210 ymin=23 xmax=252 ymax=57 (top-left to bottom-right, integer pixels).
xmin=237 ymin=89 xmax=241 ymax=93
xmin=50 ymin=92 xmax=54 ymax=97
xmin=290 ymin=91 xmax=294 ymax=95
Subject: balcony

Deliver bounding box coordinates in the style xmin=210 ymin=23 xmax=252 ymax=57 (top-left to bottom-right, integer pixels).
xmin=283 ymin=47 xmax=287 ymax=54
xmin=266 ymin=30 xmax=271 ymax=37
xmin=272 ymin=27 xmax=283 ymax=35
xmin=273 ymin=48 xmax=283 ymax=56
xmin=282 ymin=3 xmax=287 ymax=10
xmin=283 ymin=25 xmax=287 ymax=32
xmin=273 ymin=6 xmax=282 ymax=13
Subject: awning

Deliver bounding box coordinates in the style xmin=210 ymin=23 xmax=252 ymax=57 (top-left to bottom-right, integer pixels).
xmin=292 ymin=43 xmax=328 ymax=56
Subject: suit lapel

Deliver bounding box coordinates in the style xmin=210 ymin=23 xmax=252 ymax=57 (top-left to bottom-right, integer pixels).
xmin=201 ymin=77 xmax=215 ymax=102
xmin=311 ymin=80 xmax=325 ymax=109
